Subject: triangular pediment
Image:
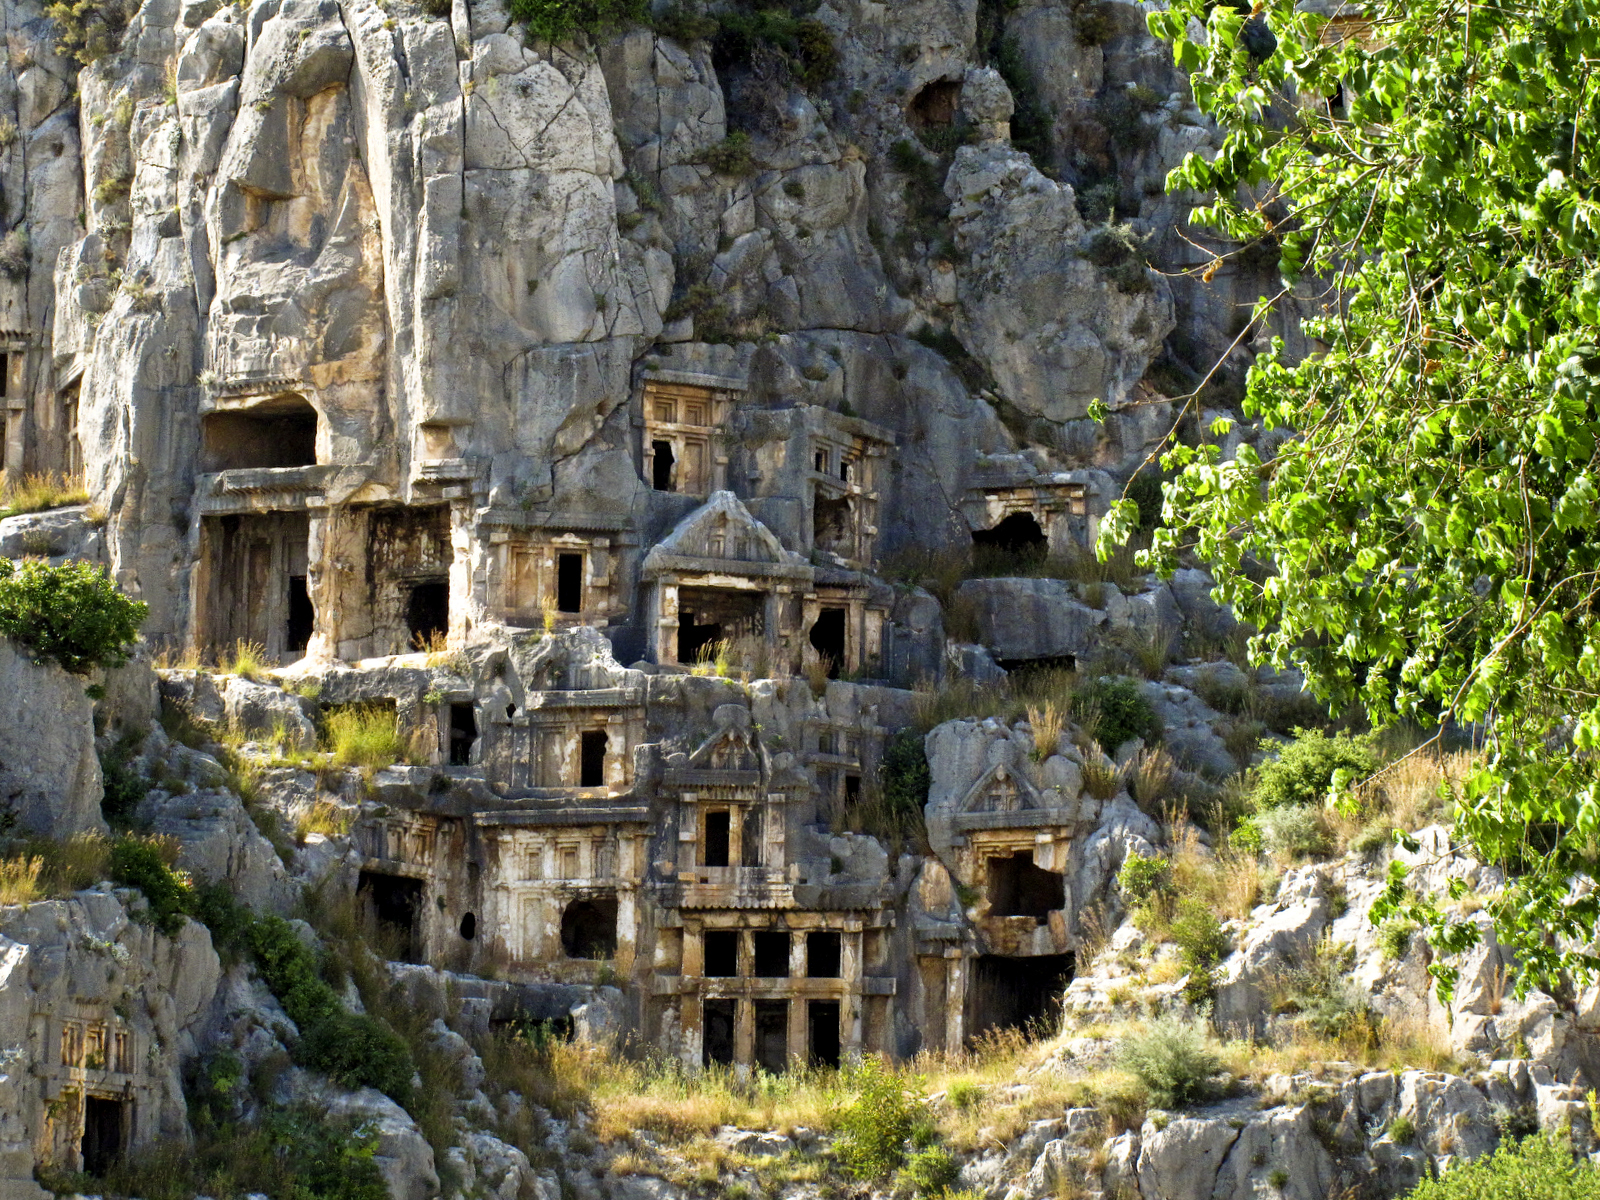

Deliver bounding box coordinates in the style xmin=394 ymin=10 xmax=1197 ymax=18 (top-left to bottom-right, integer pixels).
xmin=956 ymin=762 xmax=1042 ymax=816
xmin=643 ymin=491 xmax=802 ymax=572
xmin=689 ymin=725 xmax=762 ymax=774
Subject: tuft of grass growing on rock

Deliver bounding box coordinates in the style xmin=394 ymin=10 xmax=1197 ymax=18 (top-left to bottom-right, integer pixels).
xmin=324 ymin=704 xmax=403 ymax=770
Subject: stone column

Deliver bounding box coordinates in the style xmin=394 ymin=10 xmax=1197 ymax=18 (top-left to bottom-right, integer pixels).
xmin=843 ymin=931 xmax=864 ymax=1055
xmin=944 ymin=950 xmax=966 ymax=1054
xmin=734 ymin=997 xmax=754 ymax=1073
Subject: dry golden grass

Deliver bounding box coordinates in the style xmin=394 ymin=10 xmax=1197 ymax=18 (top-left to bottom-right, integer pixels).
xmin=1027 ymin=703 xmax=1066 ymax=761
xmin=1219 ymin=1007 xmax=1460 ymax=1082
xmin=0 ymin=471 xmax=89 ymax=516
xmin=223 ymin=639 xmax=267 ymax=680
xmin=294 ymin=799 xmax=352 ymax=842
xmin=0 ymin=855 xmax=42 ymax=905
xmin=1169 ymin=823 xmax=1264 ymax=922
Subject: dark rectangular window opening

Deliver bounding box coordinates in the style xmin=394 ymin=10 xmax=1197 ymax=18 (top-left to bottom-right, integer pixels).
xmin=807 ymin=930 xmax=842 ymax=978
xmin=286 ymin=575 xmax=314 ymax=654
xmin=408 ymin=579 xmax=449 ymax=647
xmin=753 ymin=930 xmax=791 ymax=978
xmin=808 ymin=606 xmax=847 ymax=678
xmin=754 ymin=999 xmax=789 ymax=1074
xmin=844 ymin=774 xmax=861 ymax=805
xmin=651 ymin=440 xmax=676 ymax=491
xmin=82 ymin=1096 xmax=126 ymax=1176
xmin=703 ymin=809 xmax=731 ymax=867
xmin=808 ymin=1000 xmax=841 ymax=1068
xmin=987 ymin=850 xmax=1066 ymax=919
xmin=814 ymin=449 xmax=826 ymax=472
xmin=703 ymin=930 xmax=738 ymax=977
xmin=449 ymin=703 xmax=477 ymax=766
xmin=579 ymin=730 xmax=608 ymax=787
xmin=556 ymin=552 xmax=583 ymax=613
xmin=358 ymin=870 xmax=424 ymax=964
xmin=703 ymin=998 xmax=736 ymax=1067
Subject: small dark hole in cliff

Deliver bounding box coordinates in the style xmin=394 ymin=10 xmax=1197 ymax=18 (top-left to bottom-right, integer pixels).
xmin=449 ymin=703 xmax=477 ymax=766
xmin=753 ymin=930 xmax=790 ymax=977
xmin=907 ymin=79 xmax=961 ymax=130
xmin=407 ymin=579 xmax=449 ymax=645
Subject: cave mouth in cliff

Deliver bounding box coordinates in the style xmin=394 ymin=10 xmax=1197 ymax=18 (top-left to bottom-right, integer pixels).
xmin=201 ymin=394 xmax=318 ymax=472
xmin=82 ymin=1095 xmax=126 ymax=1176
xmin=561 ymin=895 xmax=618 ymax=960
xmin=986 ymin=851 xmax=1066 ymax=920
xmin=908 ymin=79 xmax=962 ymax=130
xmin=808 ymin=607 xmax=846 ymax=679
xmin=972 ymin=512 xmax=1048 ymax=571
xmin=970 ymin=953 xmax=1075 ymax=1041
xmin=358 ymin=870 xmax=424 ymax=963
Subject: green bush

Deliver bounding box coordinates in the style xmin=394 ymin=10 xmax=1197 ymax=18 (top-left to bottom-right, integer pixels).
xmin=1116 ymin=1016 xmax=1222 ymax=1109
xmin=1257 ymin=803 xmax=1330 ymax=858
xmin=103 ymin=1101 xmax=388 ymax=1200
xmin=239 ymin=914 xmax=416 ymax=1105
xmin=99 ymin=744 xmax=148 ymax=828
xmin=702 ymin=131 xmax=755 ymax=177
xmin=44 ymin=0 xmax=136 ymax=63
xmin=1378 ymin=918 xmax=1420 ymax=962
xmin=0 ymin=559 xmax=147 ymax=675
xmin=714 ymin=10 xmax=838 ymax=88
xmin=1117 ymin=851 xmax=1171 ymax=898
xmin=298 ymin=1010 xmax=415 ymax=1105
xmin=1251 ymin=729 xmax=1378 ymax=811
xmin=1170 ymin=897 xmax=1228 ymax=1005
xmin=1388 ymin=1115 xmax=1416 ymax=1145
xmin=1404 ymin=1135 xmax=1600 ymax=1199
xmin=835 ymin=1057 xmax=920 ymax=1180
xmin=880 ymin=728 xmax=931 ymax=822
xmin=108 ymin=836 xmax=192 ymax=935
xmin=899 ymin=1146 xmax=959 ymax=1197
xmin=1083 ymin=223 xmax=1152 ymax=293
xmin=508 ymin=0 xmax=644 ymax=41
xmin=1082 ymin=675 xmax=1162 ymax=751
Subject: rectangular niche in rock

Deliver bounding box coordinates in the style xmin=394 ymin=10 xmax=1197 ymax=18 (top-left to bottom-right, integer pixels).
xmin=201 ymin=393 xmax=318 ymax=472
xmin=198 ymin=511 xmax=311 ymax=664
xmin=753 ymin=999 xmax=789 ymax=1074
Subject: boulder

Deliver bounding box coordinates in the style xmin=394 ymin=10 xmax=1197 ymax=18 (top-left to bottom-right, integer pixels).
xmin=0 ymin=638 xmax=105 ymax=837
xmin=953 ymin=577 xmax=1104 ymax=663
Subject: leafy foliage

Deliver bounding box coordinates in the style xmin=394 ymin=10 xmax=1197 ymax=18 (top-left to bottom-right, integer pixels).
xmin=1252 ymin=730 xmax=1379 ymax=811
xmin=108 ymin=836 xmax=192 ymax=935
xmin=1117 ymin=851 xmax=1171 ymax=898
xmin=900 ymin=1146 xmax=960 ymax=1197
xmin=44 ymin=0 xmax=135 ymax=63
xmin=1123 ymin=0 xmax=1600 ymax=997
xmin=834 ymin=1057 xmax=920 ymax=1180
xmin=1081 ymin=675 xmax=1162 ymax=751
xmin=198 ymin=895 xmax=416 ymax=1106
xmin=1116 ymin=1016 xmax=1222 ymax=1108
xmin=1404 ymin=1135 xmax=1600 ymax=1198
xmin=1170 ymin=897 xmax=1229 ymax=1004
xmin=713 ymin=8 xmax=838 ymax=89
xmin=508 ymin=0 xmax=645 ymax=43
xmin=0 ymin=558 xmax=147 ymax=675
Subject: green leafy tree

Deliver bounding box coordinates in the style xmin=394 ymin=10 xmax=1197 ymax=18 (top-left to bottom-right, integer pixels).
xmin=1404 ymin=1134 xmax=1600 ymax=1199
xmin=1117 ymin=0 xmax=1600 ymax=999
xmin=0 ymin=558 xmax=147 ymax=674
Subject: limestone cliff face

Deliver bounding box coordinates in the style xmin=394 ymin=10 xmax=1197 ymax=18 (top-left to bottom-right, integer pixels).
xmin=0 ymin=0 xmax=1247 ymax=659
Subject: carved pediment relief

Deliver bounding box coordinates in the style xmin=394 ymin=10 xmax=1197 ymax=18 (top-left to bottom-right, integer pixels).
xmin=643 ymin=491 xmax=805 ymax=574
xmin=956 ymin=763 xmax=1042 ymax=816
